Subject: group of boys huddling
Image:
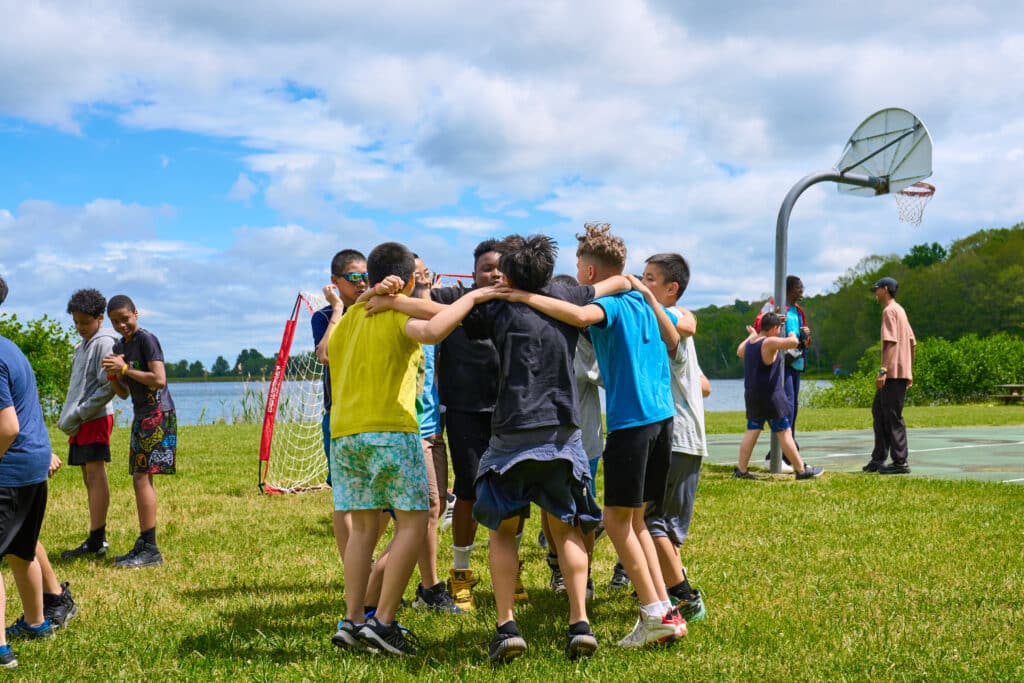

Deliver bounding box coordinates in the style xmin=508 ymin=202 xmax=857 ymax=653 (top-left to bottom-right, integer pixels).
xmin=0 ymin=281 xmax=176 ymax=669
xmin=316 ymin=223 xmax=726 ymax=662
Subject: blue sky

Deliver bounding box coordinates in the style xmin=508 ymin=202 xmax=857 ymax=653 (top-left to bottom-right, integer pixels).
xmin=2 ymin=1 xmax=1023 ymax=367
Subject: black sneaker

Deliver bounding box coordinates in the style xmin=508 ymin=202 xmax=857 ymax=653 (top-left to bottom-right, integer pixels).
xmin=862 ymin=461 xmax=881 ymax=472
xmin=586 ymin=577 xmax=595 ymax=602
xmin=795 ymin=465 xmax=824 ymax=480
xmin=609 ymin=561 xmax=630 ymax=590
xmin=356 ymin=617 xmax=418 ymax=656
xmin=61 ymin=540 xmax=109 ymax=560
xmin=412 ymin=582 xmax=464 ymax=613
xmin=880 ymin=463 xmax=910 ymax=475
xmin=0 ymin=645 xmax=15 ymax=669
xmin=547 ymin=555 xmax=566 ymax=594
xmin=43 ymin=582 xmax=78 ymax=629
xmin=331 ymin=619 xmax=367 ymax=649
xmin=114 ymin=539 xmax=163 ymax=568
xmin=565 ymin=625 xmax=598 ymax=660
xmin=489 ymin=631 xmax=527 ymax=664
xmin=733 ymin=467 xmax=756 ymax=480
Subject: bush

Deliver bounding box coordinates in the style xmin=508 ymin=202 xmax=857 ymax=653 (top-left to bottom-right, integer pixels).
xmin=806 ymin=333 xmax=1024 ymax=408
xmin=0 ymin=313 xmax=75 ymax=422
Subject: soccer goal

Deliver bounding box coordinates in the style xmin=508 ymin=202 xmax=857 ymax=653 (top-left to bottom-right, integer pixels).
xmin=258 ymin=291 xmax=331 ymax=494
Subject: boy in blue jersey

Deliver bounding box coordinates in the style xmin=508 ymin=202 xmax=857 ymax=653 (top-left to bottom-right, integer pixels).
xmin=505 ymin=224 xmax=686 ymax=648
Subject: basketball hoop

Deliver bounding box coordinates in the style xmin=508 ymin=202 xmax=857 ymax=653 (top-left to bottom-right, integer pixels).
xmin=894 ymin=181 xmax=935 ymax=225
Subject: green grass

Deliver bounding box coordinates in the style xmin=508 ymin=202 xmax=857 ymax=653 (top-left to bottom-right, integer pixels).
xmin=10 ymin=416 xmax=1024 ymax=681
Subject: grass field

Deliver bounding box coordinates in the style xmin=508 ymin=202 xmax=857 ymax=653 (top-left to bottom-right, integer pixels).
xmin=8 ymin=410 xmax=1023 ymax=681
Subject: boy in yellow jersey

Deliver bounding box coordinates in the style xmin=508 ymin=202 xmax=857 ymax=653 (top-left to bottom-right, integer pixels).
xmin=323 ymin=242 xmax=496 ymax=657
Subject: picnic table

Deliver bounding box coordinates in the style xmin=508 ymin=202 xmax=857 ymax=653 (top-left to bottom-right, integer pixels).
xmin=992 ymin=384 xmax=1024 ymax=404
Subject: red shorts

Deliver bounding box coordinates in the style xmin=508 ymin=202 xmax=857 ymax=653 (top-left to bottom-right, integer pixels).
xmin=70 ymin=415 xmax=114 ymax=446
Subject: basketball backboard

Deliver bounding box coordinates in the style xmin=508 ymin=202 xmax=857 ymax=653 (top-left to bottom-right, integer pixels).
xmin=836 ymin=107 xmax=932 ymax=196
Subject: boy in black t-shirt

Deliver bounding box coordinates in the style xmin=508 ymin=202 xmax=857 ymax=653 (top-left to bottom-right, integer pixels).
xmin=101 ymin=295 xmax=176 ymax=568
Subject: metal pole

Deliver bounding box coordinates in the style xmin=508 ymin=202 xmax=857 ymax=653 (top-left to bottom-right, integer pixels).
xmin=769 ymin=171 xmax=882 ymax=473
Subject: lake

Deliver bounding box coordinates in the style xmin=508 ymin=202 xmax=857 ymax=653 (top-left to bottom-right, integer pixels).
xmin=138 ymin=378 xmax=831 ymax=426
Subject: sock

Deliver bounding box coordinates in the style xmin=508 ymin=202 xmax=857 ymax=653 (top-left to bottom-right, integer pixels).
xmin=497 ymin=620 xmax=520 ymax=636
xmin=660 ymin=600 xmax=674 ymax=614
xmin=641 ymin=602 xmax=666 ymax=619
xmin=568 ymin=621 xmax=592 ymax=636
xmin=668 ymin=579 xmax=693 ymax=601
xmin=141 ymin=527 xmax=156 ymax=546
xmin=87 ymin=526 xmax=106 ymax=549
xmin=452 ymin=544 xmax=473 ymax=570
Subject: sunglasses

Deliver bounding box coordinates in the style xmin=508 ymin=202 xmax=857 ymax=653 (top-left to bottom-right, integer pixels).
xmin=338 ymin=271 xmax=369 ymax=284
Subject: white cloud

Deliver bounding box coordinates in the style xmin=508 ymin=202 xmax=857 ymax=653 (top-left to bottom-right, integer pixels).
xmin=227 ymin=173 xmax=257 ymax=202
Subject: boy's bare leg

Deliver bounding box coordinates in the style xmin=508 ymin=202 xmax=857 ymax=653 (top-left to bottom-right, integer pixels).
xmin=132 ymin=472 xmax=156 ymax=532
xmin=633 ymin=510 xmax=670 ymax=603
xmin=343 ymin=510 xmax=381 ymax=623
xmin=82 ymin=461 xmax=109 ymax=531
xmin=603 ymin=506 xmax=660 ymax=605
xmin=548 ymin=518 xmax=589 ymax=625
xmin=33 ymin=543 xmax=61 ymax=595
xmin=452 ymin=498 xmax=477 ymax=548
xmin=654 ymin=536 xmax=684 ymax=587
xmin=364 ymin=513 xmax=395 ymax=607
xmin=332 ymin=511 xmax=351 ymax=565
xmin=489 ymin=516 xmax=521 ymax=626
xmin=778 ymin=429 xmax=807 ymax=472
xmin=375 ymin=509 xmax=428 ymax=624
xmin=417 ymin=439 xmax=442 ymax=587
xmin=737 ymin=429 xmax=761 ymax=472
xmin=8 ymin=556 xmax=44 ymax=626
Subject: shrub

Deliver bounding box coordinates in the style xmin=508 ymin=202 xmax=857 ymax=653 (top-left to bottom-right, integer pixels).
xmin=0 ymin=313 xmax=75 ymax=422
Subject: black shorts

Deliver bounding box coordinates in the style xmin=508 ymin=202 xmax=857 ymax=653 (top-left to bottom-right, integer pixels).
xmin=0 ymin=481 xmax=47 ymax=561
xmin=445 ymin=410 xmax=492 ymax=500
xmin=68 ymin=442 xmax=112 ymax=466
xmin=602 ymin=418 xmax=673 ymax=508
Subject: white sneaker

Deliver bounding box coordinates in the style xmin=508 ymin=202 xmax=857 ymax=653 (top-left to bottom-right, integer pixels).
xmin=616 ymin=613 xmax=680 ymax=648
xmin=440 ymin=491 xmax=456 ymax=532
xmin=764 ymin=455 xmax=794 ymax=474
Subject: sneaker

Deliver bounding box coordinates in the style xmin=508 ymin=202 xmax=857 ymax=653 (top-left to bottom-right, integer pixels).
xmin=114 ymin=539 xmax=163 ymax=568
xmin=671 ymin=588 xmax=707 ymax=623
xmin=356 ymin=617 xmax=418 ymax=656
xmin=795 ymin=465 xmax=824 ymax=480
xmin=440 ymin=491 xmax=456 ymax=532
xmin=5 ymin=617 xmax=53 ymax=640
xmin=566 ymin=626 xmax=598 ymax=660
xmin=609 ymin=561 xmax=630 ymax=590
xmin=513 ymin=560 xmax=528 ymax=602
xmin=764 ymin=454 xmax=794 ymax=474
xmin=880 ymin=463 xmax=911 ymax=475
xmin=448 ymin=568 xmax=479 ymax=612
xmin=536 ymin=529 xmax=547 ymax=548
xmin=616 ymin=612 xmax=680 ymax=648
xmin=585 ymin=577 xmax=595 ymax=602
xmin=43 ymin=582 xmax=78 ymax=629
xmin=666 ymin=606 xmax=689 ymax=637
xmin=733 ymin=467 xmax=756 ymax=480
xmin=61 ymin=540 xmax=109 ymax=560
xmin=489 ymin=630 xmax=527 ymax=664
xmin=0 ymin=644 xmax=15 ymax=669
xmin=412 ymin=582 xmax=464 ymax=613
xmin=331 ymin=619 xmax=364 ymax=649
xmin=862 ymin=460 xmax=882 ymax=472
xmin=547 ymin=556 xmax=566 ymax=594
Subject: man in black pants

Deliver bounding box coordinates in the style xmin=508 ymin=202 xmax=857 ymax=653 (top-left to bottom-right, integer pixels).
xmin=865 ymin=277 xmax=917 ymax=474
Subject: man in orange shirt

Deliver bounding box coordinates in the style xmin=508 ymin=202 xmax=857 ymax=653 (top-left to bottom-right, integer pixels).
xmin=864 ymin=277 xmax=916 ymax=475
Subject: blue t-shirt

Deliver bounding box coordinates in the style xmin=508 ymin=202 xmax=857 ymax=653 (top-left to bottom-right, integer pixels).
xmin=0 ymin=336 xmax=51 ymax=487
xmin=785 ymin=305 xmax=805 ymax=371
xmin=311 ymin=305 xmax=333 ymax=410
xmin=419 ymin=344 xmax=441 ymax=438
xmin=589 ymin=291 xmax=675 ymax=432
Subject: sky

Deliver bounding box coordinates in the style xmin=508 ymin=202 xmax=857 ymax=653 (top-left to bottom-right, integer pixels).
xmin=2 ymin=1 xmax=1022 ymax=367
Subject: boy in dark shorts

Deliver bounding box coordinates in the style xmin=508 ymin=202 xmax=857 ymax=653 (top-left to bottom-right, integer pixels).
xmin=101 ymin=295 xmax=177 ymax=568
xmin=0 ymin=276 xmax=59 ymax=667
xmin=507 ymin=223 xmax=686 ymax=648
xmin=734 ymin=313 xmax=823 ymax=480
xmin=57 ymin=288 xmax=118 ymax=559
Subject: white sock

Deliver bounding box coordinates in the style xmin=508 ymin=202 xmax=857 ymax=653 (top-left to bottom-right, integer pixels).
xmin=661 ymin=600 xmax=674 ymax=613
xmin=640 ymin=602 xmax=666 ymax=619
xmin=452 ymin=544 xmax=474 ymax=570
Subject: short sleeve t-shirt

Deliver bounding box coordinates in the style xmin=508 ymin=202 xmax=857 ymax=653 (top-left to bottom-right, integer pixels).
xmin=785 ymin=305 xmax=806 ymax=372
xmin=667 ymin=316 xmax=707 ymax=457
xmin=431 ymin=286 xmax=499 ymax=413
xmin=0 ymin=336 xmax=52 ymax=486
xmin=113 ymin=329 xmax=176 ymax=416
xmin=328 ymin=301 xmax=421 ymax=437
xmin=589 ymin=290 xmax=675 ymax=432
xmin=462 ymin=282 xmax=595 ymax=435
xmin=418 ymin=344 xmax=442 ymax=438
xmin=881 ymin=301 xmax=916 ymax=381
xmin=311 ymin=304 xmax=333 ymax=410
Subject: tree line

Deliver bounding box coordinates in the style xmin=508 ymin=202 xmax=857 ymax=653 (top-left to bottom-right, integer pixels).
xmin=692 ymin=224 xmax=1024 ymax=378
xmin=164 ymin=349 xmax=318 ymax=379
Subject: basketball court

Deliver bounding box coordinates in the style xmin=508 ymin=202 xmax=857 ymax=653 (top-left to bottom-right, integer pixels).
xmin=707 ymin=425 xmax=1024 ymax=484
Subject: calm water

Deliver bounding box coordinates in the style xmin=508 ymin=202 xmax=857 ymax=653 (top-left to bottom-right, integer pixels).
xmin=144 ymin=378 xmax=830 ymax=426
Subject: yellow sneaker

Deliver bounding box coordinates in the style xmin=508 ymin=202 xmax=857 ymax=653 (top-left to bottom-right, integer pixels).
xmin=514 ymin=560 xmax=529 ymax=602
xmin=448 ymin=568 xmax=479 ymax=612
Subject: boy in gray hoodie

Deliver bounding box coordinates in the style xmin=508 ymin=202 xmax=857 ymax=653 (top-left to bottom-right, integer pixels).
xmin=57 ymin=289 xmax=118 ymax=559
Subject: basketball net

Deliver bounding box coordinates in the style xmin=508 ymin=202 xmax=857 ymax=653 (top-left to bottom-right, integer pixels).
xmin=894 ymin=181 xmax=935 ymax=226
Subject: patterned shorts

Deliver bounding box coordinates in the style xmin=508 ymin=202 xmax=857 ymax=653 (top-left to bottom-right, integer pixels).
xmin=330 ymin=431 xmax=428 ymax=512
xmin=130 ymin=409 xmax=177 ymax=475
